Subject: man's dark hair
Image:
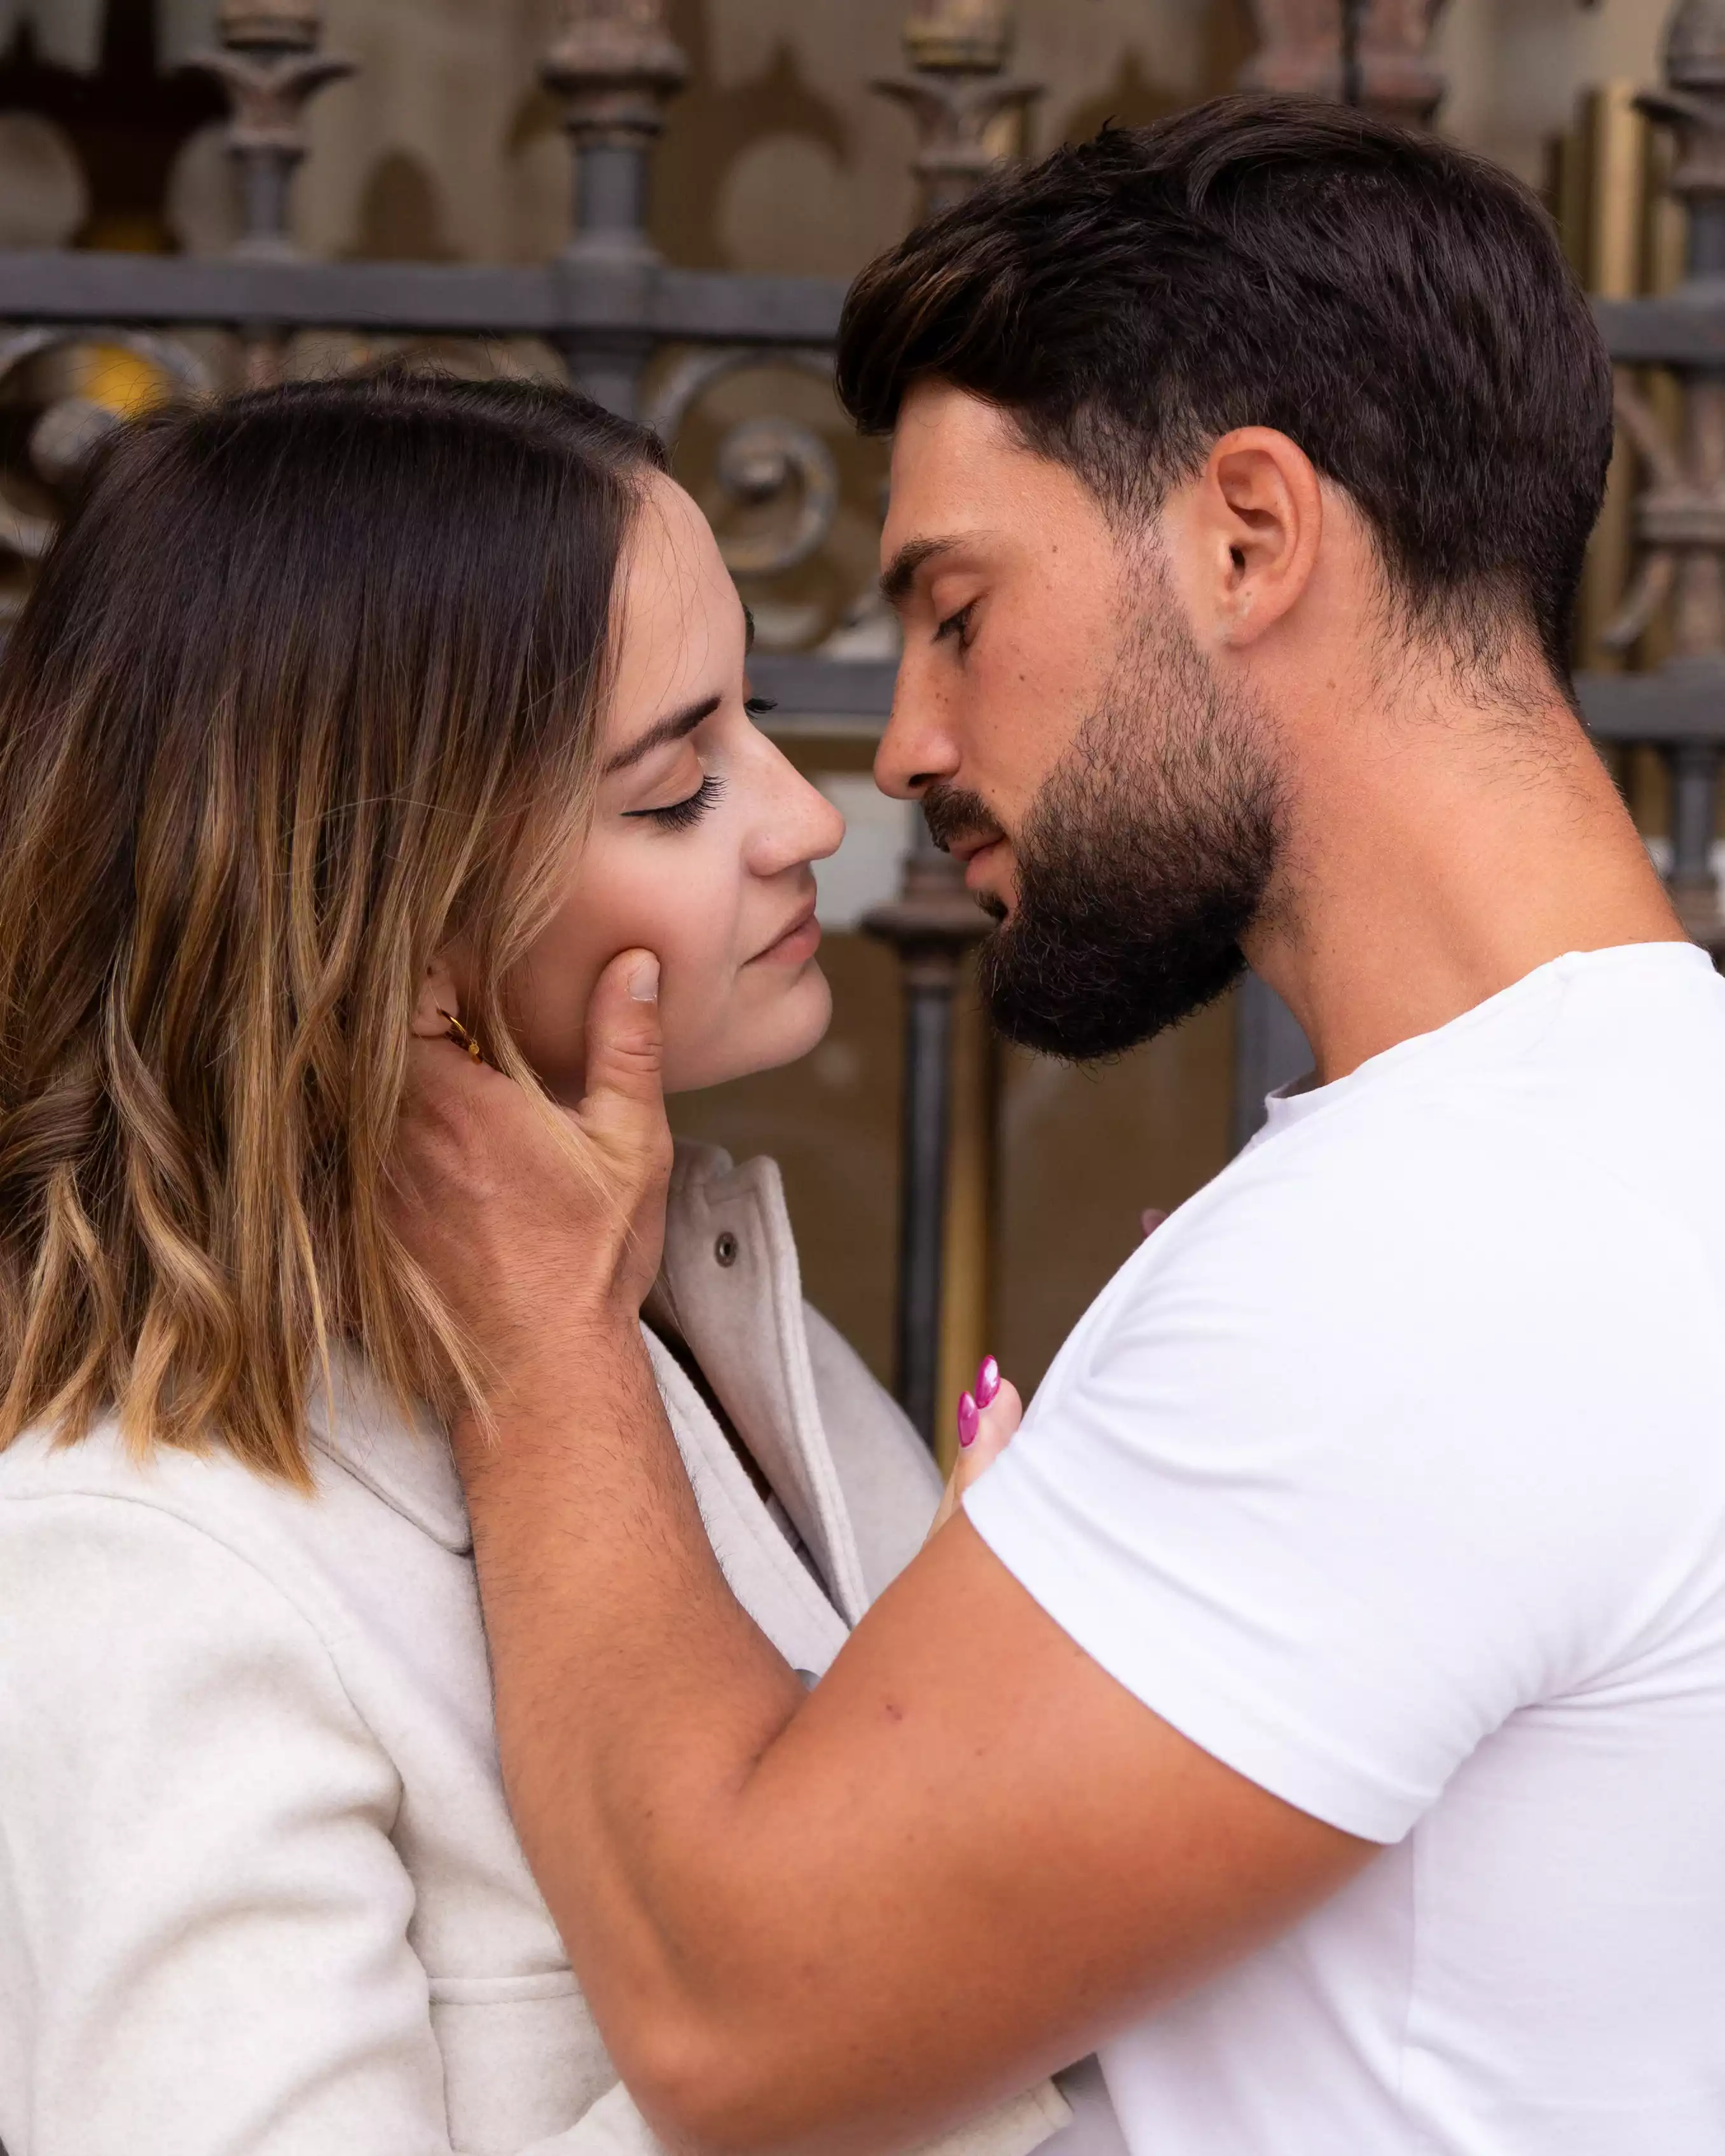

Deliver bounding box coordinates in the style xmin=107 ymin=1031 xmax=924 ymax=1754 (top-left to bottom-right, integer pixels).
xmin=836 ymin=95 xmax=1615 ymax=685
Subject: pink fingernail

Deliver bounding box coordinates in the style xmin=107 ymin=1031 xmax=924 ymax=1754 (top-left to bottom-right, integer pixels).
xmin=957 ymin=1392 xmax=979 ymax=1448
xmin=975 ymin=1356 xmax=1000 ymax=1408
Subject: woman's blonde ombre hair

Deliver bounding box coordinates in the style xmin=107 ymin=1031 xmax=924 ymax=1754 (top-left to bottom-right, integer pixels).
xmin=0 ymin=368 xmax=666 ymax=1482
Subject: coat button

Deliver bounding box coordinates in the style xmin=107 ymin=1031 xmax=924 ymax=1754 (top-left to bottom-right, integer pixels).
xmin=714 ymin=1231 xmax=739 ymax=1267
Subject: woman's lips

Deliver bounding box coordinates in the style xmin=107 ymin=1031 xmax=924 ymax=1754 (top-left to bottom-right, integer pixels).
xmin=750 ymin=906 xmax=821 ymax=965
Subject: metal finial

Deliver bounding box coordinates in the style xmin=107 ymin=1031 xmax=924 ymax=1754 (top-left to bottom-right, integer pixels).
xmin=188 ymin=4 xmax=354 ymax=262
xmin=1664 ymin=0 xmax=1725 ymax=95
xmin=1640 ymin=0 xmax=1725 ymax=211
xmin=902 ymin=0 xmax=1015 ymax=74
xmin=540 ymin=0 xmax=689 ymax=154
xmin=216 ymin=1 xmax=322 ymax=52
xmin=875 ymin=0 xmax=1041 ymax=219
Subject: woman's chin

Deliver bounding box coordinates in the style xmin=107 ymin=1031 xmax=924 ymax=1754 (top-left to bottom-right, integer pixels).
xmin=663 ymin=964 xmax=833 ymax=1095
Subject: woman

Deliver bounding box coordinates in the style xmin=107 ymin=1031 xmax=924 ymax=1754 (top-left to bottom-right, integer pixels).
xmin=0 ymin=373 xmax=1109 ymax=2156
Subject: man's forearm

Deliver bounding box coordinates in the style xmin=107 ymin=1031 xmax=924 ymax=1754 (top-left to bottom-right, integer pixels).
xmin=455 ymin=1314 xmax=1367 ymax=2156
xmin=456 ymin=1317 xmax=813 ymax=2089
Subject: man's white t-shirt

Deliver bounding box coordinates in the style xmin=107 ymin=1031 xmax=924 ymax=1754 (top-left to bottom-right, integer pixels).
xmin=966 ymin=942 xmax=1725 ymax=2155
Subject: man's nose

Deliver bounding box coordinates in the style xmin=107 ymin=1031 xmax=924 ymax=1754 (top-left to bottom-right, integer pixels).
xmin=874 ymin=661 xmax=958 ymax=803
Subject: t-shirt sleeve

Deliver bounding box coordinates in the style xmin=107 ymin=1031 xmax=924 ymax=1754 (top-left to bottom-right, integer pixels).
xmin=964 ymin=1113 xmax=1699 ymax=1844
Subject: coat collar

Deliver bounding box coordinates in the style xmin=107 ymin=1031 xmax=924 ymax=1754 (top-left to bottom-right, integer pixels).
xmin=646 ymin=1141 xmax=872 ymax=1626
xmin=305 ymin=1350 xmax=474 ymax=1556
xmin=306 ymin=1143 xmax=874 ymax=1621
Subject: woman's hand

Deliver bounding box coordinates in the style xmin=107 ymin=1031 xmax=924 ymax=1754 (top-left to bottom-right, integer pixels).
xmin=921 ymin=1212 xmax=1164 ymax=1539
xmin=926 ymin=1356 xmax=1023 ymax=1542
xmin=388 ymin=948 xmax=673 ymax=1407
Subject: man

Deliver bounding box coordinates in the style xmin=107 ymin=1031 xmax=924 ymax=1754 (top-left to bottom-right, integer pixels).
xmin=392 ymin=99 xmax=1725 ymax=2154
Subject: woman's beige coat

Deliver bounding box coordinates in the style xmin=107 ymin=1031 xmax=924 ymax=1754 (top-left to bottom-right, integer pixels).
xmin=0 ymin=1144 xmax=1112 ymax=2156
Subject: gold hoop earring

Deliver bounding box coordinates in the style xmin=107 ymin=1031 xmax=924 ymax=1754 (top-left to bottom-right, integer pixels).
xmin=436 ymin=1006 xmax=484 ymax=1064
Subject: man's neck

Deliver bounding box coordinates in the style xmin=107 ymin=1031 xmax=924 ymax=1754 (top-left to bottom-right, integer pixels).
xmin=1246 ymin=671 xmax=1689 ymax=1086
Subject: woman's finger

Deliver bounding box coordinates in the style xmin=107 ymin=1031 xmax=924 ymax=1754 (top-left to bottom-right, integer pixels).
xmin=926 ymin=1361 xmax=1024 ymax=1541
xmin=959 ymin=1372 xmax=1022 ymax=1483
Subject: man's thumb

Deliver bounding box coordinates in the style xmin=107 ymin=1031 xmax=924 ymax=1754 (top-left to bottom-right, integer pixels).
xmin=582 ymin=949 xmax=665 ymax=1115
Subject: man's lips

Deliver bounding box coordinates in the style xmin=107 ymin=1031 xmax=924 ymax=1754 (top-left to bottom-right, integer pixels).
xmin=952 ymin=834 xmax=1007 ymax=893
xmin=944 ymin=829 xmax=1003 ymax=866
xmin=748 ymin=900 xmax=821 ymax=965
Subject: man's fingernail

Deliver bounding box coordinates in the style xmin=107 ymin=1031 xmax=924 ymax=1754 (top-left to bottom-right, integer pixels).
xmin=975 ymin=1355 xmax=1000 ymax=1408
xmin=628 ymin=956 xmax=659 ymax=1003
xmin=957 ymin=1392 xmax=979 ymax=1448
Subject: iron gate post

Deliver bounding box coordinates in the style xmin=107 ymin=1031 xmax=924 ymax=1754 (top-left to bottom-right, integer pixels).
xmin=541 ymin=0 xmax=689 ymax=420
xmin=863 ymin=1 xmax=1039 ymax=1447
xmin=188 ymin=1 xmax=354 ymax=385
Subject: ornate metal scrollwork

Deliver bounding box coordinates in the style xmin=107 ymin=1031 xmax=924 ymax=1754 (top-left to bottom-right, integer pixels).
xmin=0 ymin=327 xmax=214 ymax=566
xmin=645 ymin=345 xmax=840 ymax=579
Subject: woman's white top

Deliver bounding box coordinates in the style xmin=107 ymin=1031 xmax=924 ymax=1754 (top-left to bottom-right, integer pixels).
xmin=0 ymin=1144 xmax=1096 ymax=2156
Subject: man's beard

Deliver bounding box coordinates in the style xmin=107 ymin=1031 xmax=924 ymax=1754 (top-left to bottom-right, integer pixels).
xmin=926 ymin=591 xmax=1284 ymax=1064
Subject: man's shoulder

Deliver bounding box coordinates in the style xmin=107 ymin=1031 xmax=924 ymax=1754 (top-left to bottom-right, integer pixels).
xmin=1192 ymin=1067 xmax=1707 ymax=1281
xmin=1090 ymin=1077 xmax=1725 ymax=1417
xmin=1174 ymin=1088 xmax=1581 ymax=1267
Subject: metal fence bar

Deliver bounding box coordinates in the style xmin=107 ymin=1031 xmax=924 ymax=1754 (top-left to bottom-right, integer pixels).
xmin=0 ymin=252 xmax=851 ymax=346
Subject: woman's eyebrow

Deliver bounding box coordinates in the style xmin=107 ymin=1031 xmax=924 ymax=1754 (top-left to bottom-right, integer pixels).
xmin=603 ymin=694 xmax=722 ymax=777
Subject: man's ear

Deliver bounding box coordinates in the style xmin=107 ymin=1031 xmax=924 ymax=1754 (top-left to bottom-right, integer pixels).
xmin=410 ymin=952 xmax=464 ymax=1041
xmin=1178 ymin=426 xmax=1324 ymax=650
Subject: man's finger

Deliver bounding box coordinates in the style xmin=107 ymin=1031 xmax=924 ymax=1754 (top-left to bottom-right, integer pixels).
xmin=581 ymin=949 xmax=666 ymax=1120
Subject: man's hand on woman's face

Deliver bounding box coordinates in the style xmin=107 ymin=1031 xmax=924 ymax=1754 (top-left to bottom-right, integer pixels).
xmin=387 ymin=948 xmax=674 ymax=1406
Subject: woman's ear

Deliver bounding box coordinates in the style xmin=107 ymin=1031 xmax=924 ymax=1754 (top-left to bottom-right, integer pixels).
xmin=410 ymin=953 xmax=464 ymax=1041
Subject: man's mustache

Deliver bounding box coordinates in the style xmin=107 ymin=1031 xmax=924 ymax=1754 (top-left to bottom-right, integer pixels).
xmin=920 ymin=781 xmax=1005 ymax=856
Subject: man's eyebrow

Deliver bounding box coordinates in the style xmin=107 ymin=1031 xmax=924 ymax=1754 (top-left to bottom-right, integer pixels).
xmin=603 ymin=694 xmax=721 ymax=776
xmin=879 ymin=536 xmax=958 ymax=610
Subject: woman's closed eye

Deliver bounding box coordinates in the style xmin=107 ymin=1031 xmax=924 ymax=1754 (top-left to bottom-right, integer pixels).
xmin=624 ymin=772 xmax=727 ymax=832
xmin=618 ymin=696 xmax=771 ymax=832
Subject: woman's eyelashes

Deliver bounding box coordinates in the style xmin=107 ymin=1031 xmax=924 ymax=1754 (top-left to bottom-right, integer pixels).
xmin=625 ymin=772 xmax=727 ymax=832
xmin=621 ymin=693 xmax=767 ymax=832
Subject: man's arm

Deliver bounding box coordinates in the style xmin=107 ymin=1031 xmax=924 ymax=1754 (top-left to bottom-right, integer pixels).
xmin=394 ymin=956 xmax=1371 ymax=2156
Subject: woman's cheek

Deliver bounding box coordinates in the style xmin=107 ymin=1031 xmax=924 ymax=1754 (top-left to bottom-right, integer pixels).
xmin=650 ymin=858 xmax=745 ymax=1088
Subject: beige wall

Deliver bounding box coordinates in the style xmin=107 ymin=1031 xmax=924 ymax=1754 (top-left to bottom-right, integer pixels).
xmin=1436 ymin=0 xmax=1667 ymax=187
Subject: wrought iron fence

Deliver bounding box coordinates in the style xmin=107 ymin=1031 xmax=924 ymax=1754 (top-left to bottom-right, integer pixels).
xmin=0 ymin=0 xmax=1719 ymax=1444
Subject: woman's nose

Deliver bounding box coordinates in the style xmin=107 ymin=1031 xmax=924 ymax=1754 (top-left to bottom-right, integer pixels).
xmin=792 ymin=775 xmax=846 ymax=868
xmin=751 ymin=755 xmax=846 ymax=875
